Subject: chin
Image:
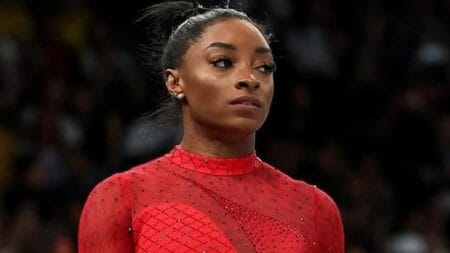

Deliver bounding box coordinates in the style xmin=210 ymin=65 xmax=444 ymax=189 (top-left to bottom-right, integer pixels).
xmin=193 ymin=113 xmax=266 ymax=136
xmin=225 ymin=118 xmax=264 ymax=134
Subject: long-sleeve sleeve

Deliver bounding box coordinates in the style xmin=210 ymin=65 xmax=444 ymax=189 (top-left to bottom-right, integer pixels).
xmin=313 ymin=187 xmax=345 ymax=253
xmin=78 ymin=173 xmax=134 ymax=253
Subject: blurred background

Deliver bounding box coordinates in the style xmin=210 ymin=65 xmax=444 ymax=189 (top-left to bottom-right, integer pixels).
xmin=0 ymin=0 xmax=449 ymax=252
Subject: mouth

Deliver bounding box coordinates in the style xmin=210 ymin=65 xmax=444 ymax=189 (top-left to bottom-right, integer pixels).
xmin=229 ymin=96 xmax=262 ymax=108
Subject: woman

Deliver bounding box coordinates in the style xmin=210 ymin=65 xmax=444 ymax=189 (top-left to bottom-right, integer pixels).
xmin=78 ymin=1 xmax=344 ymax=252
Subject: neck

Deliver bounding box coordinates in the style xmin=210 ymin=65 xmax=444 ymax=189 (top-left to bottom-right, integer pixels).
xmin=180 ymin=123 xmax=256 ymax=158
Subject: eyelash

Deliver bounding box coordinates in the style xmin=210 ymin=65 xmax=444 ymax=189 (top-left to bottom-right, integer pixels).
xmin=257 ymin=62 xmax=277 ymax=74
xmin=210 ymin=57 xmax=233 ymax=68
xmin=210 ymin=57 xmax=277 ymax=74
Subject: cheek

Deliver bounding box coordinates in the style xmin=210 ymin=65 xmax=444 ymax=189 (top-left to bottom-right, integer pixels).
xmin=185 ymin=73 xmax=226 ymax=110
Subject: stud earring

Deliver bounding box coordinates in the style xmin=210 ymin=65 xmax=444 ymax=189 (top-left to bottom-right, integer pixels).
xmin=175 ymin=93 xmax=185 ymax=100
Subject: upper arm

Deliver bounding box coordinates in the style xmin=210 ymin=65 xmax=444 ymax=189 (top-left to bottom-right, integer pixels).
xmin=313 ymin=188 xmax=345 ymax=253
xmin=78 ymin=173 xmax=134 ymax=253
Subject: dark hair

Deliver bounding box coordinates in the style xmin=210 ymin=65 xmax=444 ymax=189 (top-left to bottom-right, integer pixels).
xmin=138 ymin=1 xmax=272 ymax=128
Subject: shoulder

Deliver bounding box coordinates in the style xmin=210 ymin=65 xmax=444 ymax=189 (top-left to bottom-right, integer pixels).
xmin=311 ymin=186 xmax=341 ymax=217
xmin=87 ymin=154 xmax=168 ymax=194
xmin=260 ymin=160 xmax=341 ymax=212
xmin=88 ymin=172 xmax=127 ymax=195
xmin=116 ymin=154 xmax=172 ymax=181
xmin=259 ymin=160 xmax=315 ymax=190
xmin=83 ymin=172 xmax=131 ymax=210
xmin=258 ymin=160 xmax=344 ymax=251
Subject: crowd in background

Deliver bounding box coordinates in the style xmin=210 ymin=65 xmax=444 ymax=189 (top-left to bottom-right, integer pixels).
xmin=0 ymin=0 xmax=449 ymax=252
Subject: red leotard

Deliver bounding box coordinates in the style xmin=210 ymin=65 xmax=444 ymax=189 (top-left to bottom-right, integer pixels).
xmin=78 ymin=146 xmax=344 ymax=252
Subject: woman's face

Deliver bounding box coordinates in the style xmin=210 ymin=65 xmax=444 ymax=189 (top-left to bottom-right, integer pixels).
xmin=168 ymin=18 xmax=275 ymax=138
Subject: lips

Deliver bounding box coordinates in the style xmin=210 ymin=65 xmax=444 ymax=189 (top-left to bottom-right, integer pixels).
xmin=230 ymin=96 xmax=262 ymax=108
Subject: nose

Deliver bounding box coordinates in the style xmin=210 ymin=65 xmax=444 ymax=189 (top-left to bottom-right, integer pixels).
xmin=235 ymin=79 xmax=260 ymax=91
xmin=234 ymin=69 xmax=260 ymax=91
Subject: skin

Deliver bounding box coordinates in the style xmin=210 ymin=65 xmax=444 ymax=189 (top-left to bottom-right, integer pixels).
xmin=165 ymin=18 xmax=276 ymax=158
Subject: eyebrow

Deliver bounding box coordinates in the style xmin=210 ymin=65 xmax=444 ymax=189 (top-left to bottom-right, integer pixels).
xmin=205 ymin=42 xmax=272 ymax=55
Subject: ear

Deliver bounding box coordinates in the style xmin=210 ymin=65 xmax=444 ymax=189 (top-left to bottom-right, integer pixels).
xmin=164 ymin=69 xmax=183 ymax=96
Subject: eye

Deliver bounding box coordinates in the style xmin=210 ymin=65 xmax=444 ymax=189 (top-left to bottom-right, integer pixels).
xmin=256 ymin=62 xmax=277 ymax=74
xmin=210 ymin=57 xmax=233 ymax=69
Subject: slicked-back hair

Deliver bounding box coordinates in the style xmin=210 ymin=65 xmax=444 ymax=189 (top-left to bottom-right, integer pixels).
xmin=137 ymin=1 xmax=272 ymax=128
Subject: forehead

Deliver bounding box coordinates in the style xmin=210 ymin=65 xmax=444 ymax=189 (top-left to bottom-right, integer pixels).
xmin=192 ymin=18 xmax=270 ymax=50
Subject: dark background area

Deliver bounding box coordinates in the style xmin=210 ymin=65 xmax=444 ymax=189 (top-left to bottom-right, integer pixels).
xmin=0 ymin=0 xmax=449 ymax=252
